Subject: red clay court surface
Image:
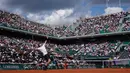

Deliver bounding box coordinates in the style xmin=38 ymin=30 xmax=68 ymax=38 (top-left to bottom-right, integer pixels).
xmin=0 ymin=69 xmax=130 ymax=73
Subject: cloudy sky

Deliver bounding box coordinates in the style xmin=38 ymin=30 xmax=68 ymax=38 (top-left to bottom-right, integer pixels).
xmin=0 ymin=0 xmax=129 ymax=25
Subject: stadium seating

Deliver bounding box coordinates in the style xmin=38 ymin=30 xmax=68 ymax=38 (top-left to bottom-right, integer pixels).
xmin=0 ymin=10 xmax=130 ymax=37
xmin=0 ymin=35 xmax=129 ymax=64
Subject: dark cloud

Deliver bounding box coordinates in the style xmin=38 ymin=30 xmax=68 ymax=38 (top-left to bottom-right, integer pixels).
xmin=92 ymin=0 xmax=130 ymax=4
xmin=6 ymin=0 xmax=80 ymax=13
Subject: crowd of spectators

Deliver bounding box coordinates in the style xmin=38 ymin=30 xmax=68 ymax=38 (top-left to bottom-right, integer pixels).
xmin=0 ymin=10 xmax=54 ymax=36
xmin=0 ymin=10 xmax=130 ymax=37
xmin=75 ymin=12 xmax=126 ymax=35
xmin=0 ymin=35 xmax=125 ymax=64
xmin=122 ymin=13 xmax=130 ymax=31
xmin=56 ymin=41 xmax=122 ymax=57
xmin=122 ymin=22 xmax=130 ymax=31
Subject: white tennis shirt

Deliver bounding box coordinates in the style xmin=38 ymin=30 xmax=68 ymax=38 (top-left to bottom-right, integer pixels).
xmin=37 ymin=43 xmax=48 ymax=55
